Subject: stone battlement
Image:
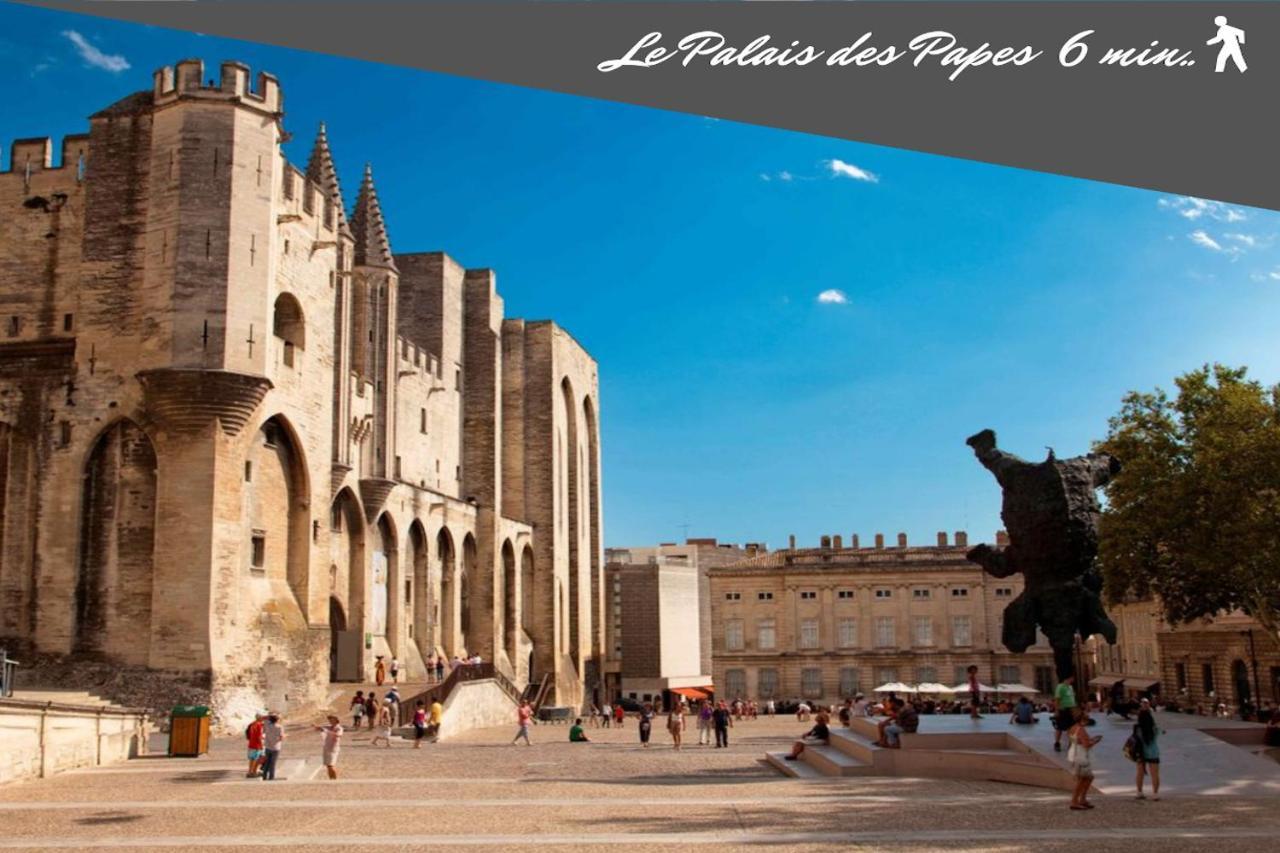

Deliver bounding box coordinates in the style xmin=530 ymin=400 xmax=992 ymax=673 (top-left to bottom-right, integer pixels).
xmin=152 ymin=59 xmax=282 ymax=115
xmin=2 ymin=135 xmax=90 ymax=177
xmin=397 ymin=334 xmax=443 ymax=381
xmin=280 ymin=164 xmax=338 ymax=235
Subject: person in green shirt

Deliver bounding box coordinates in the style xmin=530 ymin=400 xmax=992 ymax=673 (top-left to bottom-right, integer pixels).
xmin=1053 ymin=674 xmax=1078 ymax=752
xmin=569 ymin=718 xmax=590 ymax=743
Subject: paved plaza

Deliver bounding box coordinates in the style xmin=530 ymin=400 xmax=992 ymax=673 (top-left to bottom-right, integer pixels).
xmin=2 ymin=713 xmax=1278 ymax=851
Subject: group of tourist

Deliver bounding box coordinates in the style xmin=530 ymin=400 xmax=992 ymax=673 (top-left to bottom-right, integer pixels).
xmin=243 ymin=712 xmax=286 ymax=781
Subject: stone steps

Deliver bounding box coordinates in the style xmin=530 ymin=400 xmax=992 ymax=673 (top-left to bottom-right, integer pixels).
xmin=802 ymin=743 xmax=874 ymax=777
xmin=764 ymin=751 xmax=823 ymax=779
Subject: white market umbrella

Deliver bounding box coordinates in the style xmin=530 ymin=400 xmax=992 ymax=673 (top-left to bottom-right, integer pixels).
xmin=949 ymin=682 xmax=996 ymax=694
xmin=996 ymin=683 xmax=1042 ymax=696
xmin=915 ymin=682 xmax=954 ymax=694
xmin=874 ymin=682 xmax=916 ymax=694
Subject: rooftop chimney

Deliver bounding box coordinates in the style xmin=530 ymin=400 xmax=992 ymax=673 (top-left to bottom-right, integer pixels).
xmin=820 ymin=535 xmax=832 ymax=549
xmin=788 ymin=534 xmax=796 ymax=551
xmin=897 ymin=532 xmax=908 ymax=548
xmin=851 ymin=533 xmax=860 ymax=549
xmin=874 ymin=533 xmax=884 ymax=549
xmin=833 ymin=535 xmax=843 ymax=549
xmin=937 ymin=531 xmax=948 ymax=547
xmin=996 ymin=530 xmax=1010 ymax=547
xmin=955 ymin=531 xmax=968 ymax=548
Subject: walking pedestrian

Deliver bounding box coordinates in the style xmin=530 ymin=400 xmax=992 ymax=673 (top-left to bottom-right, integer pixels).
xmin=512 ymin=700 xmax=534 ymax=745
xmin=712 ymin=700 xmax=732 ymax=748
xmin=1067 ymin=707 xmax=1102 ymax=810
xmin=697 ymin=700 xmax=713 ymax=746
xmin=261 ymin=713 xmax=285 ymax=780
xmin=389 ymin=657 xmax=400 ymax=684
xmin=245 ymin=712 xmax=266 ymax=778
xmin=667 ymin=703 xmax=686 ymax=750
xmin=435 ymin=657 xmax=445 ymax=682
xmin=966 ymin=665 xmax=983 ymax=719
xmin=374 ymin=656 xmax=386 ymax=686
xmin=429 ymin=698 xmax=444 ymax=741
xmin=371 ymin=702 xmax=394 ymax=748
xmin=412 ymin=700 xmax=428 ymax=749
xmin=350 ymin=690 xmax=366 ymax=730
xmin=1134 ymin=700 xmax=1163 ymax=801
xmin=314 ymin=715 xmax=343 ymax=780
xmin=426 ymin=654 xmax=436 ymax=682
xmin=638 ymin=703 xmax=654 ymax=747
xmin=364 ymin=691 xmax=378 ymax=728
xmin=614 ymin=703 xmax=626 ymax=728
xmin=601 ymin=703 xmax=612 ymax=728
xmin=1053 ymin=674 xmax=1078 ymax=752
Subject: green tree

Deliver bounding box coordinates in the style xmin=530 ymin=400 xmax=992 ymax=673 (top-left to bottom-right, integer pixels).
xmin=1097 ymin=364 xmax=1280 ymax=643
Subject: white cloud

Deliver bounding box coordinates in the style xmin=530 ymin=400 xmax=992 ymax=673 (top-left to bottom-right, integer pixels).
xmin=816 ymin=289 xmax=849 ymax=305
xmin=62 ymin=31 xmax=130 ymax=73
xmin=1189 ymin=230 xmax=1223 ymax=251
xmin=1225 ymin=232 xmax=1258 ymax=247
xmin=778 ymin=170 xmax=793 ymax=182
xmin=1158 ymin=196 xmax=1247 ymax=224
xmin=828 ymin=159 xmax=878 ymax=183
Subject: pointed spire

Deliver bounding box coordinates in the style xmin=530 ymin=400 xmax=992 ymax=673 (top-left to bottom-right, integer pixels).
xmin=306 ymin=122 xmax=351 ymax=238
xmin=350 ymin=163 xmax=396 ymax=271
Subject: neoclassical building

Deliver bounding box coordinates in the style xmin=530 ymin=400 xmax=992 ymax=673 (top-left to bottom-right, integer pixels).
xmin=0 ymin=59 xmax=604 ymax=716
xmin=709 ymin=532 xmax=1056 ymax=703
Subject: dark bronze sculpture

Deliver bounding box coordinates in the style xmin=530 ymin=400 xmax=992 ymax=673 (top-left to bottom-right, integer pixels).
xmin=965 ymin=429 xmax=1119 ymax=680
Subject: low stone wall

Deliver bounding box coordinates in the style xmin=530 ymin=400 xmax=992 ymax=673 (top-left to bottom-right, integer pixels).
xmin=438 ymin=679 xmax=519 ymax=741
xmin=0 ymin=699 xmax=150 ymax=785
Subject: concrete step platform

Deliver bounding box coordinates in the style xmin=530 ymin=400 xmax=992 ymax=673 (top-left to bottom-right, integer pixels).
xmin=764 ymin=751 xmax=823 ymax=779
xmin=802 ymin=744 xmax=874 ymax=777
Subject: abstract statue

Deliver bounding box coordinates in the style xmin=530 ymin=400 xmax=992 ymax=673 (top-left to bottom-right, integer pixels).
xmin=965 ymin=429 xmax=1119 ymax=680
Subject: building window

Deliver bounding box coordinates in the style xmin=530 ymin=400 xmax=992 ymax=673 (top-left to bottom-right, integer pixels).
xmin=1202 ymin=663 xmax=1215 ymax=695
xmin=420 ymin=408 xmax=428 ymax=433
xmin=912 ymin=616 xmax=933 ymax=647
xmin=7 ymin=316 xmax=21 ymax=337
xmin=954 ymin=666 xmax=970 ymax=685
xmin=250 ymin=533 xmax=266 ymax=571
xmin=875 ymin=588 xmax=892 ymax=599
xmin=951 ymin=587 xmax=969 ymax=598
xmin=725 ymin=619 xmax=744 ymax=651
xmin=801 ymin=668 xmax=823 ymax=698
xmin=912 ymin=588 xmax=931 ymax=600
xmin=837 ymin=589 xmax=854 ymax=600
xmin=875 ymin=667 xmax=898 ymax=687
xmin=917 ymin=666 xmax=937 ymax=684
xmin=799 ymin=618 xmax=819 ymax=649
xmin=800 ymin=590 xmax=817 ymax=600
xmin=952 ymin=616 xmax=972 ymax=647
xmin=1175 ymin=663 xmax=1188 ymax=692
xmin=1035 ymin=666 xmax=1055 ymax=696
xmin=837 ymin=618 xmax=857 ymax=648
xmin=757 ymin=591 xmax=773 ymax=601
xmin=725 ymin=591 xmax=741 ymax=601
xmin=874 ymin=617 xmax=895 ymax=649
xmin=839 ymin=667 xmax=860 ymax=698
xmin=725 ymin=669 xmax=746 ymax=698
xmin=757 ymin=619 xmax=777 ymax=651
xmin=998 ymin=665 xmax=1020 ymax=684
xmin=995 ymin=586 xmax=1014 ymax=598
xmin=757 ymin=668 xmax=779 ymax=699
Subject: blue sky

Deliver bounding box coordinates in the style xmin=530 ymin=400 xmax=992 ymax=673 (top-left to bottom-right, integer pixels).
xmin=4 ymin=3 xmax=1279 ymax=551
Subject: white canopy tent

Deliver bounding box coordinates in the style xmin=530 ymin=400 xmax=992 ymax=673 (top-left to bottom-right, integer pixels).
xmin=873 ymin=682 xmax=916 ymax=694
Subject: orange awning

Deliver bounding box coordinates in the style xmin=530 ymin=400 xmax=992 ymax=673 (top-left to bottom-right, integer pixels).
xmin=671 ymin=687 xmax=711 ymax=700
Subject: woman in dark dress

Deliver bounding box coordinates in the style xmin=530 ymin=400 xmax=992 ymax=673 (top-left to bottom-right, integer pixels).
xmin=639 ymin=703 xmax=654 ymax=747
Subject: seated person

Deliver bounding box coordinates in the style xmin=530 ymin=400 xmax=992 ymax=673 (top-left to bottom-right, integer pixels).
xmin=569 ymin=718 xmax=590 ymax=743
xmin=837 ymin=699 xmax=853 ymax=726
xmin=1009 ymin=696 xmax=1038 ymax=725
xmin=785 ymin=712 xmax=831 ymax=760
xmin=877 ymin=698 xmax=902 ymax=747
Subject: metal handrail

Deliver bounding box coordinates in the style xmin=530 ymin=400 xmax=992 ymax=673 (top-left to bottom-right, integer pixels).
xmin=396 ymin=662 xmax=524 ymax=726
xmin=0 ymin=648 xmax=19 ymax=698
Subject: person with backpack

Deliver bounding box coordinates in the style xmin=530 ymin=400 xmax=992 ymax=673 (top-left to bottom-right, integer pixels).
xmin=1133 ymin=699 xmax=1163 ymax=800
xmin=364 ymin=692 xmax=378 ymax=728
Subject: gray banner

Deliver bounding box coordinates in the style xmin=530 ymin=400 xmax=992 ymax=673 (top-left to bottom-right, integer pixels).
xmin=15 ymin=1 xmax=1279 ymax=209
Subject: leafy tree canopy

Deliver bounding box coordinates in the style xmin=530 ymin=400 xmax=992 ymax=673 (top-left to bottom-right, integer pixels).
xmin=1097 ymin=364 xmax=1280 ymax=643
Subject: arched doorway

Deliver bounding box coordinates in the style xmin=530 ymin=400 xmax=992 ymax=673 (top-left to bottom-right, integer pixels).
xmin=1233 ymin=659 xmax=1252 ymax=705
xmin=561 ymin=378 xmax=581 ymax=671
xmin=75 ymin=419 xmax=156 ymax=664
xmin=461 ymin=534 xmax=477 ymax=653
xmin=584 ymin=396 xmax=601 ymax=658
xmin=409 ymin=522 xmax=430 ymax=660
xmin=374 ymin=513 xmax=397 ymax=654
xmin=245 ymin=417 xmax=310 ymax=607
xmin=329 ymin=487 xmax=365 ymax=681
xmin=328 ymin=597 xmax=347 ymax=681
xmin=502 ymin=539 xmax=517 ymax=663
xmin=438 ymin=528 xmax=457 ymax=657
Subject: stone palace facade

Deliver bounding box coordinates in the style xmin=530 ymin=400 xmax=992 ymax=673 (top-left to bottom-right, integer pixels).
xmin=0 ymin=59 xmax=604 ymax=716
xmin=709 ymin=533 xmax=1056 ymax=703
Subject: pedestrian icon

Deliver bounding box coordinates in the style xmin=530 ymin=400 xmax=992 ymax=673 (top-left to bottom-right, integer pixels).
xmin=1207 ymin=15 xmax=1247 ymax=73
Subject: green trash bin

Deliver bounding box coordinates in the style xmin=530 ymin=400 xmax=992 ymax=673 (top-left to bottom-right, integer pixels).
xmin=168 ymin=705 xmax=212 ymax=757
